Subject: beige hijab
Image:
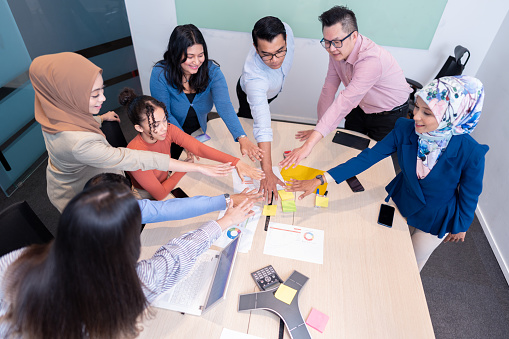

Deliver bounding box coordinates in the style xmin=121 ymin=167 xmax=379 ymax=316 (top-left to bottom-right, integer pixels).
xmin=30 ymin=52 xmax=105 ymax=136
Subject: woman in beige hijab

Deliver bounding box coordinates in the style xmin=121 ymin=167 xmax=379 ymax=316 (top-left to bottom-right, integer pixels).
xmin=31 ymin=52 xmax=234 ymax=212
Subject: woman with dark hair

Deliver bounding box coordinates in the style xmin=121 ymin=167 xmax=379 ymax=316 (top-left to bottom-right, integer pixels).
xmin=30 ymin=52 xmax=234 ymax=212
xmin=0 ymin=183 xmax=255 ymax=338
xmin=120 ymin=88 xmax=264 ymax=200
xmin=150 ymin=24 xmax=264 ymax=162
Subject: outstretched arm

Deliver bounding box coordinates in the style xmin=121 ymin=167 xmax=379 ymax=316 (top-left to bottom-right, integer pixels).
xmin=279 ymin=131 xmax=323 ymax=169
xmin=258 ymin=141 xmax=285 ymax=203
xmin=137 ymin=199 xmax=255 ymax=303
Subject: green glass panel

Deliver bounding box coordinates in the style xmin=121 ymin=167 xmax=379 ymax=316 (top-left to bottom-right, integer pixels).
xmin=175 ymin=0 xmax=447 ymax=49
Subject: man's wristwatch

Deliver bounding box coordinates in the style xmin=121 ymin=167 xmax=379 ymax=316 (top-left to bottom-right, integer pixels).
xmin=224 ymin=193 xmax=231 ymax=206
xmin=237 ymin=135 xmax=247 ymax=141
xmin=315 ymin=174 xmax=325 ymax=185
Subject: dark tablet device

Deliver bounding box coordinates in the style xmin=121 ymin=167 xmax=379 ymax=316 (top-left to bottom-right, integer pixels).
xmin=171 ymin=187 xmax=189 ymax=198
xmin=378 ymin=204 xmax=395 ymax=228
xmin=332 ymin=130 xmax=370 ymax=150
xmin=346 ymin=176 xmax=365 ymax=192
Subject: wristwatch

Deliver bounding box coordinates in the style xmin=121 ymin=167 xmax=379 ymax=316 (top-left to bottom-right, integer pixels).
xmin=237 ymin=135 xmax=247 ymax=141
xmin=224 ymin=193 xmax=231 ymax=206
xmin=315 ymin=174 xmax=324 ymax=185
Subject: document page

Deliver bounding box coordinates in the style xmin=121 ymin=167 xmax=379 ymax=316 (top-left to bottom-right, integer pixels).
xmin=213 ymin=206 xmax=261 ymax=253
xmin=264 ymin=222 xmax=324 ymax=264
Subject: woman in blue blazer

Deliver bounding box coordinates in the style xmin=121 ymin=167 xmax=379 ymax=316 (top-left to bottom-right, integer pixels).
xmin=286 ymin=76 xmax=488 ymax=270
xmin=151 ymin=24 xmax=263 ymax=162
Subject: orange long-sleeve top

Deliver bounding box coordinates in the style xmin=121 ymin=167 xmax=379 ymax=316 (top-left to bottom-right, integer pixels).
xmin=127 ymin=123 xmax=239 ymax=200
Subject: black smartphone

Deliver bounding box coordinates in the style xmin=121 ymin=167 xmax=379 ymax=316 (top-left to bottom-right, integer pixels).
xmin=171 ymin=187 xmax=189 ymax=198
xmin=346 ymin=176 xmax=365 ymax=192
xmin=332 ymin=130 xmax=370 ymax=150
xmin=377 ymin=204 xmax=395 ymax=228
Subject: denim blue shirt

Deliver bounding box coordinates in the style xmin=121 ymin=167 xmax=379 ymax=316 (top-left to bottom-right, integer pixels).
xmin=138 ymin=195 xmax=226 ymax=224
xmin=151 ymin=61 xmax=246 ymax=141
xmin=239 ymin=22 xmax=295 ymax=143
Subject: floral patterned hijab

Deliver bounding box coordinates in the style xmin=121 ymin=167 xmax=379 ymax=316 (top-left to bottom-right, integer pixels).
xmin=415 ymin=75 xmax=484 ymax=179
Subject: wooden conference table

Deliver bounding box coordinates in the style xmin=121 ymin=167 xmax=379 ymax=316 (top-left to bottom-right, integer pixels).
xmin=138 ymin=118 xmax=434 ymax=339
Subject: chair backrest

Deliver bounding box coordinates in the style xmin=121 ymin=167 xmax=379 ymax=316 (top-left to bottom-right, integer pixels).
xmin=406 ymin=45 xmax=471 ymax=118
xmin=99 ymin=119 xmax=133 ymax=186
xmin=435 ymin=45 xmax=470 ymax=79
xmin=101 ymin=120 xmax=128 ymax=148
xmin=0 ymin=201 xmax=54 ymax=257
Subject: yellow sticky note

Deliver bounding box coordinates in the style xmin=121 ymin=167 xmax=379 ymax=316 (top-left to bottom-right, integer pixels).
xmin=263 ymin=204 xmax=277 ymax=216
xmin=281 ymin=200 xmax=297 ymax=213
xmin=275 ymin=284 xmax=297 ymax=305
xmin=315 ymin=196 xmax=329 ymax=208
xmin=278 ymin=190 xmax=294 ymax=201
xmin=280 ymin=165 xmax=328 ymax=194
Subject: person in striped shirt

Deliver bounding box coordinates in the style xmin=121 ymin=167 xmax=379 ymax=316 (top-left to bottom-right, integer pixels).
xmin=0 ymin=183 xmax=254 ymax=338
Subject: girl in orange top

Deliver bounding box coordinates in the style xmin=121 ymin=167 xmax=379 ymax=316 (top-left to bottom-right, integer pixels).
xmin=121 ymin=88 xmax=264 ymax=200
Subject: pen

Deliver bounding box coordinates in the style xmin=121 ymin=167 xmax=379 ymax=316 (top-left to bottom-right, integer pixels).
xmin=264 ymin=192 xmax=274 ymax=231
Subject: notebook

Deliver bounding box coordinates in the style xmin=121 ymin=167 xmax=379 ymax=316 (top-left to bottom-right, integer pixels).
xmin=152 ymin=235 xmax=240 ymax=316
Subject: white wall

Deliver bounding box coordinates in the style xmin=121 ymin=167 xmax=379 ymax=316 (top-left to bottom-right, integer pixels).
xmin=124 ymin=0 xmax=178 ymax=96
xmin=472 ymin=10 xmax=509 ymax=282
xmin=125 ymin=0 xmax=509 ymax=124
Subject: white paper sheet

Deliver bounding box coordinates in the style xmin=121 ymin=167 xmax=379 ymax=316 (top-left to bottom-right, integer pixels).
xmin=232 ymin=166 xmax=285 ymax=193
xmin=263 ymin=222 xmax=324 ymax=264
xmin=212 ymin=206 xmax=261 ymax=253
xmin=220 ymin=328 xmax=267 ymax=339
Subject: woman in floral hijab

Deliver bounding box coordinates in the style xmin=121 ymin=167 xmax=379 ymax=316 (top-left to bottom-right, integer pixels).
xmin=415 ymin=76 xmax=483 ymax=179
xmin=286 ymin=75 xmax=488 ymax=270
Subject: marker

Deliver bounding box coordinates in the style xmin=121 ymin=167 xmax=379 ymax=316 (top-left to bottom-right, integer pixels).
xmin=315 ymin=189 xmax=321 ymax=208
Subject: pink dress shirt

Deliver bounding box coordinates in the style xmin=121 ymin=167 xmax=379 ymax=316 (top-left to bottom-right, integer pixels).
xmin=315 ymin=34 xmax=411 ymax=137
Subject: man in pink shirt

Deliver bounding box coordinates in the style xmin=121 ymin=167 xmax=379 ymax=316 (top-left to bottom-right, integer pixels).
xmin=281 ymin=6 xmax=411 ymax=169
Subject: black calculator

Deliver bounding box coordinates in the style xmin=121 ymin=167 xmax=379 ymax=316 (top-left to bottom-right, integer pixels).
xmin=251 ymin=265 xmax=283 ymax=291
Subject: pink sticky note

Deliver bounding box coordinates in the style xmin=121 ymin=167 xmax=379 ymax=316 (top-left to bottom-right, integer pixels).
xmin=306 ymin=308 xmax=329 ymax=333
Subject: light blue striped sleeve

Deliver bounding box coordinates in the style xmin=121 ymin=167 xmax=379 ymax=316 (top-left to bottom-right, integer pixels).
xmin=0 ymin=248 xmax=26 ymax=335
xmin=136 ymin=221 xmax=222 ymax=303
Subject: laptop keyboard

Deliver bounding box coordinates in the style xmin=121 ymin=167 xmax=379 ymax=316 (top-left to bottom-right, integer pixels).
xmin=169 ymin=254 xmax=212 ymax=306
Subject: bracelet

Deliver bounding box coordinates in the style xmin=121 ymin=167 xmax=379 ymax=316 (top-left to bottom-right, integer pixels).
xmin=315 ymin=174 xmax=325 ymax=185
xmin=99 ymin=115 xmax=103 ymax=123
xmin=224 ymin=193 xmax=231 ymax=206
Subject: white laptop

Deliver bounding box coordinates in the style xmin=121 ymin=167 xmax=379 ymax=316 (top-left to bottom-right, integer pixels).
xmin=152 ymin=235 xmax=240 ymax=316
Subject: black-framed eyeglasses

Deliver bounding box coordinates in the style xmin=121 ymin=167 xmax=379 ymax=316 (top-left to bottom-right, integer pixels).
xmin=259 ymin=49 xmax=287 ymax=61
xmin=320 ymin=31 xmax=357 ymax=49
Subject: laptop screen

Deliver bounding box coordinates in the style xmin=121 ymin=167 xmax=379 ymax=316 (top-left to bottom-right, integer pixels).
xmin=203 ymin=236 xmax=240 ymax=311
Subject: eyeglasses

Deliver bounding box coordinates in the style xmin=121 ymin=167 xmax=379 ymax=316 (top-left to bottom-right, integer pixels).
xmin=259 ymin=49 xmax=287 ymax=61
xmin=320 ymin=31 xmax=357 ymax=49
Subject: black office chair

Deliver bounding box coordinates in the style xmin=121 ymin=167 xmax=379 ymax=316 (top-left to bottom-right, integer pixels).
xmin=406 ymin=45 xmax=470 ymax=117
xmin=101 ymin=120 xmax=128 ymax=148
xmin=100 ymin=119 xmax=133 ymax=187
xmin=0 ymin=201 xmax=54 ymax=257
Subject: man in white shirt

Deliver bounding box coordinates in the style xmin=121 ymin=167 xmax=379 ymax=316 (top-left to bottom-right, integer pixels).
xmin=236 ymin=16 xmax=295 ymax=202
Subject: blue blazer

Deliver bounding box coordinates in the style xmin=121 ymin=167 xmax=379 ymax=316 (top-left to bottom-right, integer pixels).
xmin=327 ymin=118 xmax=488 ymax=238
xmin=150 ymin=61 xmax=246 ymax=141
